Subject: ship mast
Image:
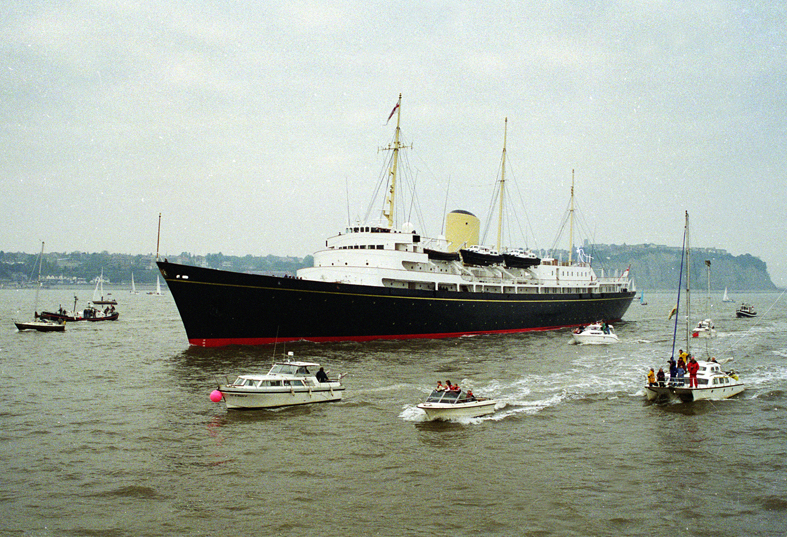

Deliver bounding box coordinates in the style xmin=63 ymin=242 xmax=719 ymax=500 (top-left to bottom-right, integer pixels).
xmin=382 ymin=94 xmax=403 ymax=229
xmin=568 ymin=169 xmax=575 ymax=264
xmin=496 ymin=118 xmax=508 ymax=253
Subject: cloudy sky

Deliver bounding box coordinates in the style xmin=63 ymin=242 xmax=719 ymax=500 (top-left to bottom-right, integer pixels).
xmin=2 ymin=1 xmax=785 ymax=286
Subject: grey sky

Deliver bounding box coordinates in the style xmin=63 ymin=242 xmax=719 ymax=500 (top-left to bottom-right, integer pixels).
xmin=2 ymin=1 xmax=785 ymax=286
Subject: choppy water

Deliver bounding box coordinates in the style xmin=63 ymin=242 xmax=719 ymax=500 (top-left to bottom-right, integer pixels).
xmin=2 ymin=287 xmax=786 ymax=536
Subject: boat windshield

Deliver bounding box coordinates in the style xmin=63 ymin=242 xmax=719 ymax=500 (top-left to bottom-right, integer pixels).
xmin=425 ymin=390 xmax=463 ymax=403
xmin=269 ymin=364 xmax=311 ymax=376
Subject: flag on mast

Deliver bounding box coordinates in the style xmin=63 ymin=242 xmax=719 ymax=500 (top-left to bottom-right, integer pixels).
xmin=386 ymin=102 xmax=399 ymax=124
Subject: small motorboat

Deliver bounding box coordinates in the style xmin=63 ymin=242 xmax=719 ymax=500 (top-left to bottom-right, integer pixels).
xmin=417 ymin=389 xmax=497 ymax=420
xmin=736 ymin=303 xmax=756 ymax=318
xmin=571 ymin=322 xmax=619 ymax=345
xmin=691 ymin=318 xmax=716 ymax=338
xmin=644 ymin=359 xmax=744 ymax=403
xmin=211 ymin=354 xmax=345 ymax=410
xmin=14 ymin=319 xmax=65 ymax=332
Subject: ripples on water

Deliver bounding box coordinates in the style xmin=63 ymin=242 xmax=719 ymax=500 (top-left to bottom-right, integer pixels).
xmin=2 ymin=288 xmax=786 ymax=536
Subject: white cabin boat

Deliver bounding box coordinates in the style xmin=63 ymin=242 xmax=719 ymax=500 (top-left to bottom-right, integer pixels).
xmin=644 ymin=360 xmax=744 ymax=403
xmin=417 ymin=389 xmax=497 ymax=420
xmin=213 ymin=356 xmax=345 ymax=409
xmin=571 ymin=322 xmax=619 ymax=344
xmin=691 ymin=318 xmax=716 ymax=338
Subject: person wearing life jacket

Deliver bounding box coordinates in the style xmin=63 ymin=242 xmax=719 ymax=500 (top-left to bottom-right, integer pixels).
xmin=647 ymin=368 xmax=656 ymax=386
xmin=687 ymin=357 xmax=700 ymax=388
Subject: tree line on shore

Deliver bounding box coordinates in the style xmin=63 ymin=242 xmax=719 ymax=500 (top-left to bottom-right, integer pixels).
xmin=0 ymin=244 xmax=776 ymax=290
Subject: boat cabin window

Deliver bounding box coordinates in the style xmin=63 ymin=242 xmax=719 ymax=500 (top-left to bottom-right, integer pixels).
xmin=270 ymin=364 xmax=307 ymax=376
xmin=283 ymin=380 xmax=305 ymax=387
xmin=234 ymin=378 xmax=258 ymax=387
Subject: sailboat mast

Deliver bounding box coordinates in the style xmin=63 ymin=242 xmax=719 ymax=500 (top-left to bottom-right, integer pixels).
xmin=383 ymin=94 xmax=403 ymax=229
xmin=496 ymin=118 xmax=508 ymax=253
xmin=34 ymin=241 xmax=44 ymax=313
xmin=685 ymin=211 xmax=691 ymax=354
xmin=568 ymin=169 xmax=575 ymax=264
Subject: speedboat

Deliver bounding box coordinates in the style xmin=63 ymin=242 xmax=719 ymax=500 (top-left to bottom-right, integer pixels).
xmin=736 ymin=303 xmax=756 ymax=318
xmin=691 ymin=318 xmax=716 ymax=338
xmin=211 ymin=354 xmax=345 ymax=409
xmin=417 ymin=389 xmax=497 ymax=420
xmin=571 ymin=322 xmax=619 ymax=344
xmin=644 ymin=359 xmax=744 ymax=403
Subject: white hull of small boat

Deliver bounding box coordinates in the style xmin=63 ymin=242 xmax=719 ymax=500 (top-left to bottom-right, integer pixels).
xmin=417 ymin=396 xmax=497 ymax=420
xmin=691 ymin=319 xmax=715 ymax=338
xmin=221 ymin=385 xmax=344 ymax=409
xmin=571 ymin=323 xmax=618 ymax=345
xmin=572 ymin=332 xmax=619 ymax=345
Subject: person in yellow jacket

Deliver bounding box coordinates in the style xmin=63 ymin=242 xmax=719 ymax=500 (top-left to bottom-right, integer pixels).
xmin=647 ymin=368 xmax=656 ymax=386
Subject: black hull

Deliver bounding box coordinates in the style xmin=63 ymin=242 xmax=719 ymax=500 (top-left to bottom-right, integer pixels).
xmin=424 ymin=249 xmax=461 ymax=262
xmin=39 ymin=312 xmax=119 ymax=322
xmin=459 ymin=249 xmax=504 ymax=266
xmin=502 ymin=254 xmax=541 ymax=269
xmin=158 ymin=261 xmax=635 ymax=347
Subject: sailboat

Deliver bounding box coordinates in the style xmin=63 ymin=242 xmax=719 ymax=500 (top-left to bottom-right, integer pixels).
xmin=644 ymin=211 xmax=743 ymax=402
xmin=722 ymin=287 xmax=733 ymax=302
xmin=691 ymin=260 xmax=716 ymax=338
xmin=639 ymin=291 xmax=648 ymax=306
xmin=14 ymin=242 xmax=66 ymax=332
xmin=148 ymin=274 xmax=164 ymax=295
xmin=92 ymin=269 xmax=117 ymax=305
xmin=130 ymin=273 xmax=138 ymax=294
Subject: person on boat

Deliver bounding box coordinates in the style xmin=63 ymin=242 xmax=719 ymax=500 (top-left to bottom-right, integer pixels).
xmin=656 ymin=368 xmax=666 ymax=387
xmin=668 ymin=358 xmax=677 ymax=385
xmin=676 ymin=363 xmax=686 ymax=386
xmin=446 ymin=380 xmax=460 ymax=392
xmin=316 ymin=367 xmax=329 ymax=383
xmin=687 ymin=357 xmax=700 ymax=388
xmin=679 ymin=349 xmax=689 ymax=362
xmin=436 ymin=381 xmax=446 ymax=391
xmin=647 ymin=368 xmax=656 ymax=386
xmin=466 ymin=389 xmax=476 ymax=401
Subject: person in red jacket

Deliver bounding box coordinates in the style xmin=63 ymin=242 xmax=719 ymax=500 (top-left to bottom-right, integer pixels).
xmin=687 ymin=357 xmax=700 ymax=388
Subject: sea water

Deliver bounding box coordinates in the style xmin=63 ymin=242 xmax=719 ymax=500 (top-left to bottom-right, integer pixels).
xmin=1 ymin=287 xmax=786 ymax=536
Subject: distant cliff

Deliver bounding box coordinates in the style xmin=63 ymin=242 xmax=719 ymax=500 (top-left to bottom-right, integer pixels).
xmin=584 ymin=243 xmax=777 ymax=291
xmin=0 ymin=245 xmax=777 ymax=290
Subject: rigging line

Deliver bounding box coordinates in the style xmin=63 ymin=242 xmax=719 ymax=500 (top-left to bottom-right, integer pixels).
xmin=441 ymin=176 xmax=450 ymax=237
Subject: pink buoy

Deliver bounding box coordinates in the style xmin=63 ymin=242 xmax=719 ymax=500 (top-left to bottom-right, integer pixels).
xmin=209 ymin=390 xmax=223 ymax=402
